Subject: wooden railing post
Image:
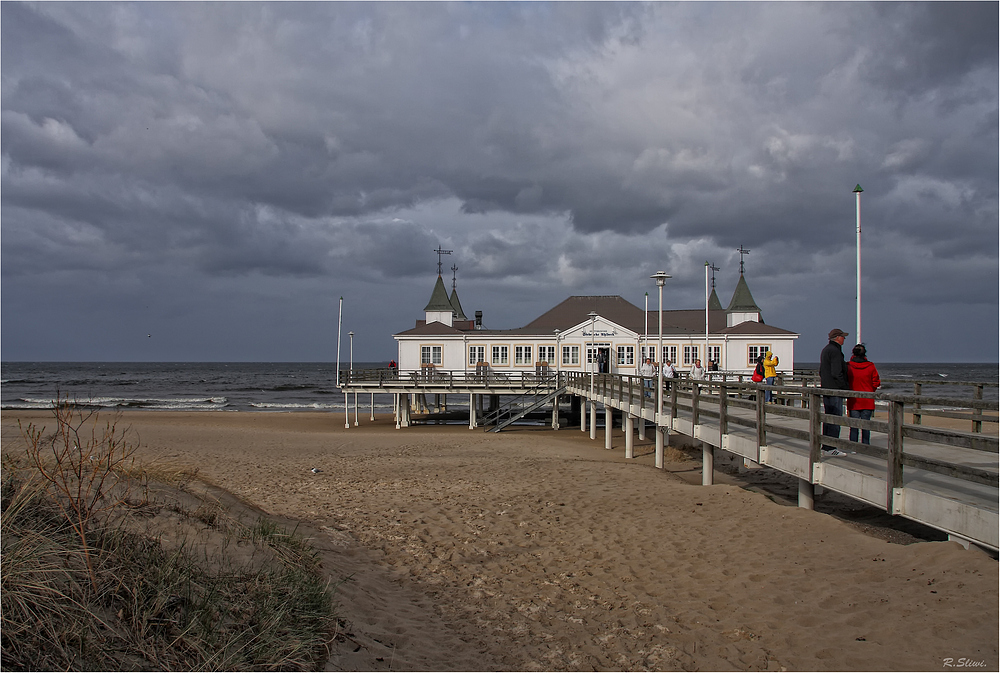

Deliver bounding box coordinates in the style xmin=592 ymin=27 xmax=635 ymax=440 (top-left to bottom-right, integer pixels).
xmin=692 ymin=381 xmax=700 ymax=426
xmin=886 ymin=400 xmax=905 ymax=514
xmin=973 ymin=385 xmax=983 ymax=433
xmin=808 ymin=392 xmax=821 ymax=466
xmin=756 ymin=390 xmax=766 ymax=448
xmin=913 ymin=382 xmax=922 ymax=425
xmin=719 ymin=383 xmax=729 ymax=435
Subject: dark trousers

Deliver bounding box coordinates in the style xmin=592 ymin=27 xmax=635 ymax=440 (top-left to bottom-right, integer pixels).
xmin=849 ymin=408 xmax=873 ymax=444
xmin=822 ymin=395 xmax=844 ymax=450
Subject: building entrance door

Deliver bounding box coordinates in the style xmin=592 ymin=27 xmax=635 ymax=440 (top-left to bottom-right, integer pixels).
xmin=586 ymin=343 xmax=611 ymax=374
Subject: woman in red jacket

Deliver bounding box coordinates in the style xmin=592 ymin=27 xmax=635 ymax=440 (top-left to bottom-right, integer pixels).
xmin=847 ymin=344 xmax=881 ymax=444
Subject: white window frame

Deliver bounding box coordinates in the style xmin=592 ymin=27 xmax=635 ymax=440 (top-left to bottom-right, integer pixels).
xmin=662 ymin=345 xmax=677 ymax=364
xmin=748 ymin=344 xmax=771 ymax=366
xmin=683 ymin=345 xmax=699 ymax=366
xmin=707 ymin=345 xmax=721 ymax=364
xmin=538 ymin=345 xmax=556 ymax=364
xmin=469 ymin=345 xmax=485 ymax=367
xmin=514 ymin=345 xmax=533 ymax=366
xmin=617 ymin=345 xmax=634 ymax=366
xmin=421 ymin=345 xmax=443 ymax=366
xmin=491 ymin=345 xmax=509 ymax=366
xmin=562 ymin=345 xmax=580 ymax=365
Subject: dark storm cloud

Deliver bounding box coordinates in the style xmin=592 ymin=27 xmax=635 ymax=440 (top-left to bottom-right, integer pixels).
xmin=1 ymin=2 xmax=996 ymax=361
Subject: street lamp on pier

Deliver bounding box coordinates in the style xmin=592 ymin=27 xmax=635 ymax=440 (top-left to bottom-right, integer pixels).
xmin=588 ymin=311 xmax=598 ymax=440
xmin=651 ymin=271 xmax=672 ymax=468
xmin=346 ymin=331 xmax=354 ymax=428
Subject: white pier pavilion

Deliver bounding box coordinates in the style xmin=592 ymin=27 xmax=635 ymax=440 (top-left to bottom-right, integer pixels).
xmin=394 ymin=270 xmax=798 ymax=377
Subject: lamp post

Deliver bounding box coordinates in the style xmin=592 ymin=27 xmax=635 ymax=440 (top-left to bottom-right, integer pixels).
xmin=553 ymin=329 xmax=561 ymax=378
xmin=346 ymin=331 xmax=354 ymax=428
xmin=349 ymin=331 xmax=358 ymax=426
xmin=651 ymin=272 xmax=671 ymax=468
xmin=588 ymin=310 xmax=598 ymax=440
xmin=854 ymin=184 xmax=863 ymax=345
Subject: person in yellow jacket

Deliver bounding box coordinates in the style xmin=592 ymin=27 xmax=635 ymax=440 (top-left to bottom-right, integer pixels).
xmin=763 ymin=350 xmax=779 ymax=402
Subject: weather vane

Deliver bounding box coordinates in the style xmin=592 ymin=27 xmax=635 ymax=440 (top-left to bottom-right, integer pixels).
xmin=737 ymin=245 xmax=751 ymax=275
xmin=451 ymin=264 xmax=459 ymax=291
xmin=433 ymin=246 xmax=453 ymax=276
xmin=709 ymin=262 xmax=721 ymax=289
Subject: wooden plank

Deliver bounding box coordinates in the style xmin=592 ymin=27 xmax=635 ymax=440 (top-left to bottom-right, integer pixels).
xmin=901 ymin=454 xmax=998 ymax=488
xmin=903 ymin=426 xmax=999 ymax=453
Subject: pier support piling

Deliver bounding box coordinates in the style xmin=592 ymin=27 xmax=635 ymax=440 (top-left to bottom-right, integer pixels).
xmin=655 ymin=427 xmax=665 ymax=469
xmin=798 ymin=478 xmax=814 ymax=510
xmin=701 ymin=442 xmax=714 ymax=486
xmin=605 ymin=406 xmax=613 ymax=449
xmin=625 ymin=415 xmax=634 ymax=459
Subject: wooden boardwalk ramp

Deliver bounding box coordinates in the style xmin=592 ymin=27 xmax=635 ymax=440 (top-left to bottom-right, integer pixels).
xmin=565 ymin=373 xmax=998 ymax=552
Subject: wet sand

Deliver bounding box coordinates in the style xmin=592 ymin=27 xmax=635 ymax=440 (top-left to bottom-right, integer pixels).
xmin=2 ymin=410 xmax=996 ymax=671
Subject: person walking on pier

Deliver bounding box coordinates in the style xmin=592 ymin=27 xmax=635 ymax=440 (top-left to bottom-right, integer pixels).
xmin=847 ymin=343 xmax=880 ymax=445
xmin=819 ymin=328 xmax=849 ymax=455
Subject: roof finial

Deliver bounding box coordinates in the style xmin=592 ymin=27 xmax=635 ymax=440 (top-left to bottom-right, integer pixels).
xmin=433 ymin=246 xmax=453 ymax=276
xmin=451 ymin=264 xmax=459 ymax=291
xmin=709 ymin=262 xmax=721 ymax=289
xmin=737 ymin=245 xmax=751 ymax=275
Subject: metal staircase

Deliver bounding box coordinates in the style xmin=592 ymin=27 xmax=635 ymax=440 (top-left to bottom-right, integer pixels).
xmin=482 ymin=382 xmax=566 ymax=432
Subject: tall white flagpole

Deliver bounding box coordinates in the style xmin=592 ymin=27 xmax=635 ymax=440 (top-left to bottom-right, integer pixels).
xmin=854 ymin=184 xmax=863 ymax=345
xmin=704 ymin=262 xmax=710 ymax=367
xmin=337 ymin=296 xmax=343 ymax=388
xmin=644 ymin=291 xmax=648 ymax=356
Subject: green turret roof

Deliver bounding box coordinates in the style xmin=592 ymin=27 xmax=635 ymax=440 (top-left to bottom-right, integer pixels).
xmin=727 ymin=274 xmax=762 ymax=313
xmin=423 ymin=275 xmax=454 ymax=312
xmin=708 ymin=288 xmax=723 ymax=311
xmin=449 ymin=288 xmax=467 ymax=321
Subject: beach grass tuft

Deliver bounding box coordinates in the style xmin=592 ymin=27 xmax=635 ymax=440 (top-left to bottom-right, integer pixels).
xmin=2 ymin=405 xmax=337 ymax=671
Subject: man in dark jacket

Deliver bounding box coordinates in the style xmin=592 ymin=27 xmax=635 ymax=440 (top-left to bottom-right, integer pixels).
xmin=819 ymin=328 xmax=849 ymax=454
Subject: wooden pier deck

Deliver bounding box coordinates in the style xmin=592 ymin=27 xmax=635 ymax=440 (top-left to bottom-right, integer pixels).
xmin=342 ymin=369 xmax=999 ymax=551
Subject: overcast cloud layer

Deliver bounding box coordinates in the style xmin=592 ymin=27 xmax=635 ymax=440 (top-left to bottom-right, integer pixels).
xmin=2 ymin=2 xmax=997 ymax=363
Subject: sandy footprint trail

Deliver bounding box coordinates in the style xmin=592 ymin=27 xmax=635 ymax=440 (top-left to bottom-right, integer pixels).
xmin=2 ymin=411 xmax=995 ymax=671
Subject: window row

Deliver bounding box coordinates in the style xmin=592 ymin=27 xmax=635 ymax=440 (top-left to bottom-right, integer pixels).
xmin=426 ymin=343 xmax=772 ymax=368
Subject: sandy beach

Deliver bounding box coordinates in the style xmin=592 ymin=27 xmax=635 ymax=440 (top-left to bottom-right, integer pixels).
xmin=2 ymin=410 xmax=996 ymax=672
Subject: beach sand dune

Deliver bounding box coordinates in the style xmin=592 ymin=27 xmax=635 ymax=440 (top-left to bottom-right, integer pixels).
xmin=3 ymin=411 xmax=996 ymax=671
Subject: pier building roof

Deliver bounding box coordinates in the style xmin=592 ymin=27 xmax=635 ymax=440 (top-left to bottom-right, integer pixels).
xmin=423 ymin=275 xmax=454 ymax=312
xmin=727 ymin=274 xmax=762 ymax=313
xmin=449 ymin=288 xmax=468 ymax=322
xmin=708 ymin=288 xmax=724 ymax=311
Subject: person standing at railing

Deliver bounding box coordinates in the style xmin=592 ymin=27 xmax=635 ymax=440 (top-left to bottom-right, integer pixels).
xmin=663 ymin=359 xmax=677 ymax=390
xmin=690 ymin=358 xmax=706 ymax=381
xmin=763 ymin=350 xmax=779 ymax=403
xmin=847 ymin=343 xmax=880 ymax=445
xmin=640 ymin=358 xmax=655 ymax=397
xmin=819 ymin=328 xmax=850 ymax=455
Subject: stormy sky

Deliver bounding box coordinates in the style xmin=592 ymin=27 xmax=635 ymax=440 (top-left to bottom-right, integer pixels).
xmin=2 ymin=2 xmax=997 ymax=363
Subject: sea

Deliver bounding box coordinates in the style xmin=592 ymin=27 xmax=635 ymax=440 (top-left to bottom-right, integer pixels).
xmin=1 ymin=362 xmax=997 ymax=412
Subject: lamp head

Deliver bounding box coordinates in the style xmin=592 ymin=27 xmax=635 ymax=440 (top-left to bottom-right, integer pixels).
xmin=650 ymin=271 xmax=671 ymax=287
